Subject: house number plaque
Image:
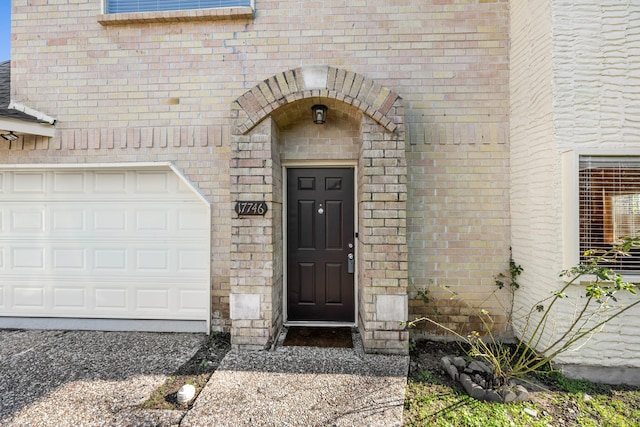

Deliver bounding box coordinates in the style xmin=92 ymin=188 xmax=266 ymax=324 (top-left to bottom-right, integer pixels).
xmin=235 ymin=201 xmax=268 ymax=216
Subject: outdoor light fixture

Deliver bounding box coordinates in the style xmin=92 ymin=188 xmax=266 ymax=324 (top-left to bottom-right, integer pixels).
xmin=311 ymin=104 xmax=328 ymax=124
xmin=0 ymin=132 xmax=19 ymax=141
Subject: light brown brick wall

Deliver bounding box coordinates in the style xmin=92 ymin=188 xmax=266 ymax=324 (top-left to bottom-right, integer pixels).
xmin=6 ymin=0 xmax=510 ymax=338
xmin=280 ymin=117 xmax=361 ymax=161
xmin=407 ymin=143 xmax=512 ymax=338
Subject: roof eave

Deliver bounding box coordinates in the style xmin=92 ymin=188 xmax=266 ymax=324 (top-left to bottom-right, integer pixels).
xmin=8 ymin=101 xmax=56 ymax=125
xmin=0 ymin=117 xmax=56 ymax=138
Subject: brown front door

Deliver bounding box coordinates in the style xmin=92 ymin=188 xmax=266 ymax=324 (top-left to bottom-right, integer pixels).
xmin=287 ymin=168 xmax=355 ymax=322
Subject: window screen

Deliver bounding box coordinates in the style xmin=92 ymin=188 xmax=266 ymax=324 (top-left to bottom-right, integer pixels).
xmin=106 ymin=0 xmax=251 ymax=14
xmin=579 ymin=156 xmax=640 ymax=271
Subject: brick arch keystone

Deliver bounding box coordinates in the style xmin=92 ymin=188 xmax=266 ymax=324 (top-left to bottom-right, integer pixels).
xmin=232 ymin=66 xmax=402 ymax=134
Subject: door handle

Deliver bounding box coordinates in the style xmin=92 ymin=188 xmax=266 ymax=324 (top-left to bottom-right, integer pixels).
xmin=347 ymin=253 xmax=354 ymax=274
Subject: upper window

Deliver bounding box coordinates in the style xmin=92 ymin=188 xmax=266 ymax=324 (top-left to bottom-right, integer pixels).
xmin=106 ymin=0 xmax=251 ymax=14
xmin=579 ymin=156 xmax=640 ymax=271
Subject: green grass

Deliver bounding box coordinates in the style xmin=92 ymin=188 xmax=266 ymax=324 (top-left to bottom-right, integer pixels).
xmin=404 ymin=379 xmax=551 ymax=427
xmin=404 ymin=369 xmax=640 ymax=427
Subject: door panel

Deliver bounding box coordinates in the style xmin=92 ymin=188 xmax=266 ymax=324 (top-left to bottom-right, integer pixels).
xmin=287 ymin=168 xmax=355 ymax=322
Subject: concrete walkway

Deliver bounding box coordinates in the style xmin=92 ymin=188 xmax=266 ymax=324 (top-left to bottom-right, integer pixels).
xmin=183 ymin=335 xmax=409 ymax=426
xmin=0 ymin=329 xmax=409 ymax=426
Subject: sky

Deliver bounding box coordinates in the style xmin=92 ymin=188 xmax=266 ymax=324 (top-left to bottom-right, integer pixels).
xmin=1 ymin=1 xmax=10 ymax=61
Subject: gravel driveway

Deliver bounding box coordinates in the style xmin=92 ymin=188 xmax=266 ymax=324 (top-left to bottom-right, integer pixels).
xmin=0 ymin=329 xmax=205 ymax=426
xmin=0 ymin=329 xmax=409 ymax=426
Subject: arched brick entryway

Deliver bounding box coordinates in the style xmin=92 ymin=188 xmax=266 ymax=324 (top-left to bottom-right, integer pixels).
xmin=228 ymin=66 xmax=409 ymax=354
xmin=233 ymin=66 xmax=401 ymax=134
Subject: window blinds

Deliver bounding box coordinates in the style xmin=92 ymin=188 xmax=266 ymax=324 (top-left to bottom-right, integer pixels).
xmin=579 ymin=156 xmax=640 ymax=272
xmin=106 ymin=0 xmax=250 ymax=14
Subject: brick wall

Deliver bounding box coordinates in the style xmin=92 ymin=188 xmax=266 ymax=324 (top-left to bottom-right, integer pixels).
xmin=511 ymin=0 xmax=640 ymax=369
xmin=408 ymin=143 xmax=512 ymax=338
xmin=357 ymin=114 xmax=409 ymax=353
xmin=6 ymin=0 xmax=511 ymax=341
xmin=228 ymin=67 xmax=408 ymax=352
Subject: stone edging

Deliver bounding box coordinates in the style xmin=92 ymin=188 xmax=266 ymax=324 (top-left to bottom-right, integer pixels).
xmin=441 ymin=356 xmax=530 ymax=403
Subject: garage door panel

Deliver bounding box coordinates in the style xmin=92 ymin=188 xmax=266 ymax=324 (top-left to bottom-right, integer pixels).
xmin=0 ymin=168 xmax=210 ymax=325
xmin=136 ymin=171 xmax=171 ymax=193
xmin=52 ymin=208 xmax=86 ymax=231
xmin=12 ymin=248 xmax=45 ymax=270
xmin=53 ymin=248 xmax=86 ymax=270
xmin=2 ymin=242 xmax=209 ymax=275
xmin=11 ymin=209 xmax=44 ymax=232
xmin=94 ymin=209 xmax=127 ymax=231
xmin=2 ymin=276 xmax=208 ymax=316
xmin=136 ymin=209 xmax=169 ymax=231
xmin=178 ymin=209 xmax=209 ymax=231
xmin=95 ymin=288 xmax=128 ymax=310
xmin=136 ymin=289 xmax=170 ymax=310
xmin=94 ymin=248 xmax=127 ymax=271
xmin=178 ymin=250 xmax=210 ymax=271
xmin=179 ymin=289 xmax=209 ymax=311
xmin=136 ymin=249 xmax=170 ymax=271
xmin=35 ymin=204 xmax=206 ymax=236
xmin=94 ymin=171 xmax=127 ymax=193
xmin=54 ymin=288 xmax=85 ymax=308
xmin=4 ymin=171 xmax=199 ymax=201
xmin=12 ymin=172 xmax=45 ymax=193
xmin=53 ymin=171 xmax=86 ymax=193
xmin=13 ymin=287 xmax=45 ymax=308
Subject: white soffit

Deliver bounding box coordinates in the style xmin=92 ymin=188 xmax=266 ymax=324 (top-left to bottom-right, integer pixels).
xmin=0 ymin=118 xmax=56 ymax=138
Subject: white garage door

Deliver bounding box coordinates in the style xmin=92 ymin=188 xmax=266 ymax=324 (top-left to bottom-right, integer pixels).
xmin=0 ymin=164 xmax=210 ymax=331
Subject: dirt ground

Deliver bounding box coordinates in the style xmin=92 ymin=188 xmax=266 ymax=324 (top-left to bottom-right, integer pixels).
xmin=140 ymin=332 xmax=231 ymax=410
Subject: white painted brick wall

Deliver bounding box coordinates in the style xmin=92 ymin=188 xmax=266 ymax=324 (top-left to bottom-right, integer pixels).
xmin=512 ymin=0 xmax=640 ymax=368
xmin=510 ymin=0 xmax=561 ymax=351
xmin=554 ymin=2 xmax=640 ymax=150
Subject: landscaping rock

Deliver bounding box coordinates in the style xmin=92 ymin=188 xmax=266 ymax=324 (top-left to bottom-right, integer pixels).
xmin=468 ymin=360 xmax=492 ymax=374
xmin=514 ymin=385 xmax=529 ymax=403
xmin=441 ymin=356 xmax=459 ymax=381
xmin=460 ymin=373 xmax=487 ymax=400
xmin=485 ymin=389 xmax=503 ymax=403
xmin=452 ymin=356 xmax=467 ymax=370
xmin=500 ymin=388 xmax=517 ymax=403
xmin=459 ymin=373 xmax=472 ymax=389
xmin=440 ymin=355 xmax=531 ymax=404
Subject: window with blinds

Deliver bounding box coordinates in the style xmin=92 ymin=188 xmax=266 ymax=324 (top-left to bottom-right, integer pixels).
xmin=106 ymin=0 xmax=251 ymax=14
xmin=579 ymin=156 xmax=640 ymax=271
